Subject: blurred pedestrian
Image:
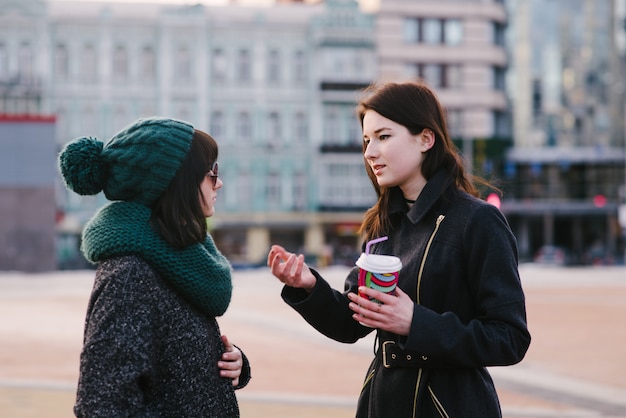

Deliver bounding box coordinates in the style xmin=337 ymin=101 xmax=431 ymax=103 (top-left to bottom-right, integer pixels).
xmin=267 ymin=81 xmax=530 ymax=417
xmin=59 ymin=117 xmax=250 ymax=417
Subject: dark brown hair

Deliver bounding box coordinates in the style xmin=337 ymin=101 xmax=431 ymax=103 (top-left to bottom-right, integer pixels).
xmin=151 ymin=129 xmax=218 ymax=249
xmin=357 ymin=81 xmax=479 ymax=241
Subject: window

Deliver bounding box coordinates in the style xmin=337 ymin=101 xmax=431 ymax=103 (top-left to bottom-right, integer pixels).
xmin=410 ymin=63 xmax=462 ymax=89
xmin=422 ymin=64 xmax=442 ymax=88
xmin=236 ymin=49 xmax=251 ymax=82
xmin=212 ymin=48 xmax=227 ymax=82
xmin=493 ymin=110 xmax=509 ymax=138
xmin=210 ymin=111 xmax=224 ymax=138
xmin=113 ymin=45 xmax=128 ymax=81
xmin=18 ymin=42 xmax=33 ymax=80
xmin=293 ymin=50 xmax=306 ymax=84
xmin=404 ymin=18 xmax=463 ymax=45
xmin=320 ymin=160 xmax=374 ymax=208
xmin=493 ymin=22 xmax=506 ymax=46
xmin=176 ymin=46 xmax=191 ymax=82
xmin=55 ymin=44 xmax=69 ymax=80
xmin=447 ymin=109 xmax=463 ymax=138
xmin=237 ymin=171 xmax=252 ymax=208
xmin=266 ymin=171 xmax=281 ymax=206
xmin=82 ymin=44 xmax=97 ymax=83
xmin=293 ymin=172 xmax=307 ymax=210
xmin=294 ymin=112 xmax=307 ymax=142
xmin=422 ymin=19 xmax=442 ymax=44
xmin=493 ymin=66 xmax=506 ymax=91
xmin=403 ymin=18 xmax=419 ymax=43
xmin=324 ymin=107 xmax=339 ymax=143
xmin=268 ymin=111 xmax=281 ymax=145
xmin=267 ymin=49 xmax=280 ymax=83
xmin=237 ymin=111 xmax=251 ymax=141
xmin=140 ymin=46 xmax=155 ymax=81
xmin=348 ymin=118 xmax=361 ymax=144
xmin=444 ymin=20 xmax=463 ymax=45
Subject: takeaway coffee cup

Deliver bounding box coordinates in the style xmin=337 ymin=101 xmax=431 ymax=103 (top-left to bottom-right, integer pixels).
xmin=356 ymin=253 xmax=402 ymax=303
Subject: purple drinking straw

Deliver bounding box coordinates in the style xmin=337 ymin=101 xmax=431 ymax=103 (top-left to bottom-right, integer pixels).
xmin=365 ymin=236 xmax=388 ymax=254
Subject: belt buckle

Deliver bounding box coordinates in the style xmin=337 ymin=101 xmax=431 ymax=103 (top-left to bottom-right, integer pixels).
xmin=382 ymin=340 xmax=396 ymax=368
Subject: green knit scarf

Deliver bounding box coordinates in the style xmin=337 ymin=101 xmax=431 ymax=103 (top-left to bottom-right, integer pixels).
xmin=81 ymin=201 xmax=233 ymax=317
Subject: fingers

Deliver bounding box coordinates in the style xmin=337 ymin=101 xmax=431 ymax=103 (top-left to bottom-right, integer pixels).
xmin=221 ymin=334 xmax=233 ymax=351
xmin=267 ymin=245 xmax=291 ymax=267
xmin=218 ymin=334 xmax=243 ymax=386
xmin=347 ymin=286 xmax=402 ymax=328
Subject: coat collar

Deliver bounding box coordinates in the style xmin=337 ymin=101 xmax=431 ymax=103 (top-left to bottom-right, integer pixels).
xmin=389 ymin=169 xmax=455 ymax=224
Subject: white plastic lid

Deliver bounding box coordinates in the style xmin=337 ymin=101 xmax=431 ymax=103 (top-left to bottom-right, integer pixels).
xmin=355 ymin=253 xmax=402 ymax=273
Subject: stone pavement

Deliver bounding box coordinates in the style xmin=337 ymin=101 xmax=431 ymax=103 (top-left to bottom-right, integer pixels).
xmin=1 ymin=264 xmax=626 ymax=418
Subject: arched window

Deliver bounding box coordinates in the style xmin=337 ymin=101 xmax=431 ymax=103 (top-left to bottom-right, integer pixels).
xmin=294 ymin=112 xmax=307 ymax=143
xmin=212 ymin=48 xmax=226 ymax=82
xmin=140 ymin=45 xmax=155 ymax=81
xmin=176 ymin=46 xmax=191 ymax=82
xmin=113 ymin=45 xmax=128 ymax=81
xmin=18 ymin=42 xmax=33 ymax=80
xmin=82 ymin=44 xmax=98 ymax=83
xmin=268 ymin=111 xmax=281 ymax=146
xmin=55 ymin=44 xmax=69 ymax=80
xmin=236 ymin=49 xmax=251 ymax=82
xmin=293 ymin=50 xmax=306 ymax=84
xmin=267 ymin=49 xmax=280 ymax=83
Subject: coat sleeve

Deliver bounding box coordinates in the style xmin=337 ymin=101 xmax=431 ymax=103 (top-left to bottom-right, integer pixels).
xmin=74 ymin=261 xmax=158 ymax=418
xmin=233 ymin=345 xmax=252 ymax=390
xmin=404 ymin=203 xmax=531 ymax=368
xmin=281 ymin=267 xmax=373 ymax=344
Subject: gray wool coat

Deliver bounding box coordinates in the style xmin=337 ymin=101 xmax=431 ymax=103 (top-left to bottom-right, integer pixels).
xmin=74 ymin=255 xmax=250 ymax=418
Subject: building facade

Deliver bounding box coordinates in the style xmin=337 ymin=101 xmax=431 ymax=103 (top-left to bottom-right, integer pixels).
xmin=4 ymin=0 xmax=622 ymax=269
xmin=0 ymin=0 xmax=377 ymax=268
xmin=505 ymin=0 xmax=626 ymax=264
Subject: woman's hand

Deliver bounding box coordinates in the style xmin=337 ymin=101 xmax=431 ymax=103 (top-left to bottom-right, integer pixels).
xmin=347 ymin=286 xmax=414 ymax=335
xmin=218 ymin=335 xmax=243 ymax=386
xmin=266 ymin=245 xmax=316 ymax=291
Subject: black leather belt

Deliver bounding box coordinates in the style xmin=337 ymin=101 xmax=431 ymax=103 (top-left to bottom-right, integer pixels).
xmin=382 ymin=340 xmax=429 ymax=368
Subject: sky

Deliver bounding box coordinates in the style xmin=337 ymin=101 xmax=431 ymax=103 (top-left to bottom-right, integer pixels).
xmin=50 ymin=0 xmax=380 ymax=13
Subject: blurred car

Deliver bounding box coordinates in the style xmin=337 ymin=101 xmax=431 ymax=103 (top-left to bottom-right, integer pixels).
xmin=534 ymin=245 xmax=568 ymax=266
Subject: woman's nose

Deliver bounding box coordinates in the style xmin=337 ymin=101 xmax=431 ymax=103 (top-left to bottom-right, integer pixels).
xmin=363 ymin=142 xmax=377 ymax=159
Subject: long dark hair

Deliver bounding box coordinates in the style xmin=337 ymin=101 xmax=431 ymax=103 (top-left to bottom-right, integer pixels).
xmin=151 ymin=129 xmax=218 ymax=249
xmin=357 ymin=81 xmax=479 ymax=241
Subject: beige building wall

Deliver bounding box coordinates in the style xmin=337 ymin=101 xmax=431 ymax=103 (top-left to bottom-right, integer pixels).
xmin=375 ymin=0 xmax=509 ymax=140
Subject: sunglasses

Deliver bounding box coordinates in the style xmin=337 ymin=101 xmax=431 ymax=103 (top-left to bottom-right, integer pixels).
xmin=206 ymin=161 xmax=219 ymax=187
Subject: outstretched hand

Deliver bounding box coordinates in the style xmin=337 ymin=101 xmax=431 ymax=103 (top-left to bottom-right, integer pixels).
xmin=218 ymin=335 xmax=243 ymax=386
xmin=266 ymin=245 xmax=317 ymax=291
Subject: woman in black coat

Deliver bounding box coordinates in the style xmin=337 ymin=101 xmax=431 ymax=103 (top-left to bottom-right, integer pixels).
xmin=267 ymin=81 xmax=531 ymax=417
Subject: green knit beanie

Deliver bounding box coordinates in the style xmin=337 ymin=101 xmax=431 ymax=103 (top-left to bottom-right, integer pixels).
xmin=58 ymin=117 xmax=195 ymax=207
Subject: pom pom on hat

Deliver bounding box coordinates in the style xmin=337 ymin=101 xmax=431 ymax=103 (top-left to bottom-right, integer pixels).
xmin=58 ymin=117 xmax=195 ymax=207
xmin=58 ymin=137 xmax=106 ymax=195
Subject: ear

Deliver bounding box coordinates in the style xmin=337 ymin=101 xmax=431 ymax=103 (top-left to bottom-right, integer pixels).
xmin=420 ymin=128 xmax=435 ymax=152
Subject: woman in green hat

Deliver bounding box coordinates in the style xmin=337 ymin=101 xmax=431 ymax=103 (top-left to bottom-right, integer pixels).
xmin=59 ymin=117 xmax=250 ymax=417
